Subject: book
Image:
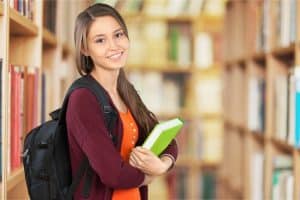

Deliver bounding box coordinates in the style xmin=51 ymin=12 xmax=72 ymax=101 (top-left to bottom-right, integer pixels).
xmin=142 ymin=118 xmax=184 ymax=155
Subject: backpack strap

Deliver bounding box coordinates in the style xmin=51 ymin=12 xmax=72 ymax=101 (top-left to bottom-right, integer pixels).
xmin=59 ymin=75 xmax=118 ymax=145
xmin=58 ymin=75 xmax=118 ymax=199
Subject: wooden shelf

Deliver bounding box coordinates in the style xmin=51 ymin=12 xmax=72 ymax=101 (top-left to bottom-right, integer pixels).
xmin=224 ymin=57 xmax=246 ymax=66
xmin=251 ymin=131 xmax=265 ymax=144
xmin=176 ymin=156 xmax=201 ymax=167
xmin=126 ymin=64 xmax=193 ymax=74
xmin=224 ymin=119 xmax=246 ymax=133
xmin=157 ymin=110 xmax=222 ymax=121
xmin=122 ymin=12 xmax=196 ymax=23
xmin=271 ymin=138 xmax=294 ymax=154
xmin=176 ymin=156 xmax=219 ymax=169
xmin=42 ymin=27 xmax=57 ymax=47
xmin=157 ymin=112 xmax=187 ymax=120
xmin=201 ymin=162 xmax=219 ymax=170
xmin=219 ymin=176 xmax=243 ymax=198
xmin=9 ymin=7 xmax=38 ymax=36
xmin=272 ymin=44 xmax=295 ymax=58
xmin=7 ymin=168 xmax=25 ymax=191
xmin=192 ymin=65 xmax=221 ymax=76
xmin=0 ymin=1 xmax=3 ymax=16
xmin=252 ymin=51 xmax=266 ymax=63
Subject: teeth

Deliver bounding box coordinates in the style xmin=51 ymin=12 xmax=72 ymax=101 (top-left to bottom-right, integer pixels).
xmin=109 ymin=52 xmax=122 ymax=59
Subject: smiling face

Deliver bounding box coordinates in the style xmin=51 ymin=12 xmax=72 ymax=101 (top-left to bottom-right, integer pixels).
xmin=84 ymin=16 xmax=129 ymax=71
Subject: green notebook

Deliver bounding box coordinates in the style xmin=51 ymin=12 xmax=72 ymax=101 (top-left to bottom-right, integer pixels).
xmin=142 ymin=118 xmax=184 ymax=155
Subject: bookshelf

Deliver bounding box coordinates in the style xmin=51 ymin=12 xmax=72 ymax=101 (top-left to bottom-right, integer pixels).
xmin=116 ymin=0 xmax=224 ymax=198
xmin=220 ymin=0 xmax=300 ymax=199
xmin=0 ymin=0 xmax=89 ymax=199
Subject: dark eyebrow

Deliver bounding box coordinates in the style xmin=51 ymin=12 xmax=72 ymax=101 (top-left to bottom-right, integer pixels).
xmin=92 ymin=28 xmax=123 ymax=39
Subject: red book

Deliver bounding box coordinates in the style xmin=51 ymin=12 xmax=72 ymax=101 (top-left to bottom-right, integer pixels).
xmin=32 ymin=68 xmax=39 ymax=128
xmin=24 ymin=68 xmax=35 ymax=134
xmin=10 ymin=65 xmax=22 ymax=171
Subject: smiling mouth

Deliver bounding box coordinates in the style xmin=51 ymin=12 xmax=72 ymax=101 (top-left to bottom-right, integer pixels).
xmin=107 ymin=51 xmax=124 ymax=60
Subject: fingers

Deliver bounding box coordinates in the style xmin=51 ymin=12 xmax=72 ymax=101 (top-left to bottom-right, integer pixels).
xmin=133 ymin=147 xmax=154 ymax=155
xmin=130 ymin=151 xmax=146 ymax=169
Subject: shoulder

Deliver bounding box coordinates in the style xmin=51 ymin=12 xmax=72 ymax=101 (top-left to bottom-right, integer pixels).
xmin=69 ymin=87 xmax=96 ymax=100
xmin=68 ymin=88 xmax=99 ymax=110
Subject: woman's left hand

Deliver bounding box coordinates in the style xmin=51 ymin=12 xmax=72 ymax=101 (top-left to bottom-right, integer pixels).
xmin=129 ymin=147 xmax=171 ymax=176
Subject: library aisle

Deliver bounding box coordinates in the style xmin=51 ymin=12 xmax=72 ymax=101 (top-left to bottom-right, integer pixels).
xmin=0 ymin=0 xmax=247 ymax=199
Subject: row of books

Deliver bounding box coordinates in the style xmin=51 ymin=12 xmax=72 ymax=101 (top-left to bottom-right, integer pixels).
xmin=274 ymin=0 xmax=297 ymax=48
xmin=225 ymin=0 xmax=297 ymax=60
xmin=168 ymin=24 xmax=192 ymax=67
xmin=176 ymin=119 xmax=222 ymax=163
xmin=126 ymin=20 xmax=219 ymax=68
xmin=166 ymin=168 xmax=216 ymax=199
xmin=9 ymin=64 xmax=39 ymax=173
xmin=9 ymin=0 xmax=34 ymax=21
xmin=43 ymin=0 xmax=57 ymax=34
xmin=223 ymin=66 xmax=266 ymax=133
xmin=128 ymin=71 xmax=185 ymax=115
xmin=249 ymin=153 xmax=294 ymax=200
xmin=274 ymin=67 xmax=300 ymax=147
xmin=272 ymin=155 xmax=293 ymax=200
xmin=128 ymin=71 xmax=222 ymax=116
xmin=224 ymin=64 xmax=300 ymax=147
xmin=109 ymin=0 xmax=205 ymax=17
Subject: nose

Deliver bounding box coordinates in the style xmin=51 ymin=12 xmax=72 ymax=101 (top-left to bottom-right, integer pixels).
xmin=108 ymin=37 xmax=119 ymax=50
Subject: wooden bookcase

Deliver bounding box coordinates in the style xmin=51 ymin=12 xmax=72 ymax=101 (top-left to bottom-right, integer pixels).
xmin=220 ymin=0 xmax=300 ymax=199
xmin=0 ymin=0 xmax=89 ymax=199
xmin=119 ymin=3 xmax=224 ymax=198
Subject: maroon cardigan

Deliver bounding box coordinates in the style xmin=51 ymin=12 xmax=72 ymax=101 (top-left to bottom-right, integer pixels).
xmin=66 ymin=86 xmax=178 ymax=200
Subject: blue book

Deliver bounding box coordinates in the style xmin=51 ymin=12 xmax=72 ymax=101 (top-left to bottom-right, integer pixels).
xmin=294 ymin=68 xmax=300 ymax=148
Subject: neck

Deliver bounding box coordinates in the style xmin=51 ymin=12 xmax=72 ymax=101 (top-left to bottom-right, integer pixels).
xmin=90 ymin=67 xmax=119 ymax=94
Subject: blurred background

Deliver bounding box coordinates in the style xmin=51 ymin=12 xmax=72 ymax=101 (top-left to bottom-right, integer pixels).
xmin=1 ymin=0 xmax=300 ymax=199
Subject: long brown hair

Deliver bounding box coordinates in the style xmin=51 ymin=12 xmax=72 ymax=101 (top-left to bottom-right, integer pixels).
xmin=74 ymin=3 xmax=158 ymax=135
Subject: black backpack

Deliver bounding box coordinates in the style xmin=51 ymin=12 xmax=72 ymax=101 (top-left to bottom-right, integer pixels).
xmin=22 ymin=75 xmax=118 ymax=200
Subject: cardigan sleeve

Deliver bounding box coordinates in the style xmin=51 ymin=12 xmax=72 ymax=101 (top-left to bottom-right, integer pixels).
xmin=159 ymin=139 xmax=178 ymax=170
xmin=66 ymin=88 xmax=145 ymax=189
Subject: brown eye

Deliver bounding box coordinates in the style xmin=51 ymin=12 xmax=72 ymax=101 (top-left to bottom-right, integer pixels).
xmin=115 ymin=32 xmax=124 ymax=38
xmin=95 ymin=38 xmax=105 ymax=43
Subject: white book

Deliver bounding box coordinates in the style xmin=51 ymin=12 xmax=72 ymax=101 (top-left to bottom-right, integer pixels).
xmin=251 ymin=152 xmax=264 ymax=200
xmin=288 ymin=71 xmax=295 ymax=145
xmin=285 ymin=175 xmax=293 ymax=200
xmin=166 ymin=0 xmax=187 ymax=16
xmin=187 ymin=0 xmax=204 ymax=16
xmin=142 ymin=72 xmax=163 ymax=114
xmin=280 ymin=0 xmax=291 ymax=47
xmin=162 ymin=79 xmax=180 ymax=114
xmin=194 ymin=32 xmax=213 ymax=68
xmin=178 ymin=32 xmax=191 ymax=67
xmin=195 ymin=79 xmax=221 ymax=114
xmin=248 ymin=77 xmax=260 ymax=131
xmin=275 ymin=75 xmax=288 ymax=141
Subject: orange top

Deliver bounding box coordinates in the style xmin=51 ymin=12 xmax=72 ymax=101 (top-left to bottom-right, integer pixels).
xmin=112 ymin=110 xmax=141 ymax=200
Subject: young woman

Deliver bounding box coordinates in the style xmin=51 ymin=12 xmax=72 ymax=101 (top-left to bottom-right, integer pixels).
xmin=66 ymin=3 xmax=178 ymax=200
